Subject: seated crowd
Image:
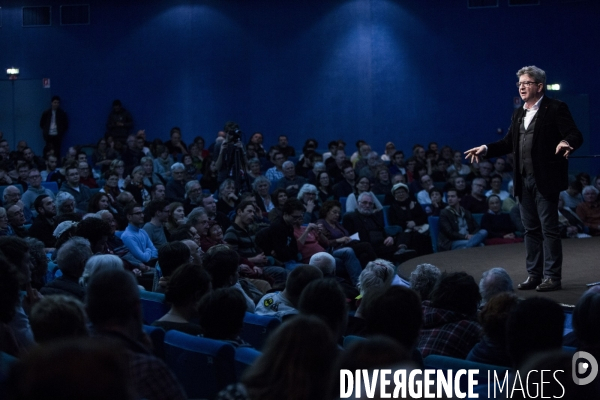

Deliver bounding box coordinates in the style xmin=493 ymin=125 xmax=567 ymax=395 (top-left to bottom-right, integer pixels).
xmin=0 ymin=123 xmax=599 ymax=399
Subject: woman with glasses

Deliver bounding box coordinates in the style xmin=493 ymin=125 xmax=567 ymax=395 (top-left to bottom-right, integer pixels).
xmin=108 ymin=159 xmax=129 ymax=190
xmin=345 ymin=176 xmax=383 ymax=213
xmin=297 ymin=184 xmax=320 ymax=224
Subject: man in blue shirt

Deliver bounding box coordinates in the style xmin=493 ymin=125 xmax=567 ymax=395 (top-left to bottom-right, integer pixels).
xmin=121 ymin=203 xmax=158 ymax=266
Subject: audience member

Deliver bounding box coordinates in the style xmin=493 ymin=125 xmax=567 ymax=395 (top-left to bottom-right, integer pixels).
xmin=153 ymin=263 xmax=210 ymax=335
xmin=165 ymin=162 xmax=186 ymax=202
xmin=224 ymin=200 xmax=288 ymax=286
xmin=343 ymin=192 xmax=411 ymax=262
xmin=216 ymin=315 xmax=337 ymax=400
xmin=576 ymin=185 xmax=600 ymax=236
xmin=85 ymin=268 xmax=186 ymax=400
xmin=460 ymin=177 xmax=488 ymax=214
xmin=480 ymin=194 xmax=523 ymax=245
xmin=80 ymin=254 xmax=124 ymax=287
xmin=182 ymin=180 xmax=203 ymax=214
xmin=478 ymin=267 xmax=514 ymax=306
xmin=298 ymin=278 xmax=348 ymax=342
xmin=438 ymin=188 xmax=488 ymax=251
xmin=28 ymin=195 xmax=57 ymax=248
xmin=467 ymin=292 xmax=519 ymax=367
xmin=409 ymin=263 xmax=441 ymax=301
xmin=364 ymin=286 xmax=423 ymax=363
xmin=154 ymin=241 xmax=191 ymax=293
xmin=21 ymin=169 xmax=55 ymax=216
xmin=506 ymin=297 xmax=564 ymax=369
xmin=388 ymin=183 xmax=432 ymax=256
xmin=332 ymin=160 xmax=356 ymax=199
xmin=197 ymin=287 xmax=251 ymax=347
xmin=202 ymin=244 xmax=255 ymax=312
xmin=121 ymin=203 xmax=158 ymax=265
xmin=78 ymin=161 xmax=98 ymax=188
xmin=345 ymin=176 xmax=383 ymax=213
xmin=40 ymin=237 xmax=92 ymax=301
xmin=29 ymin=294 xmax=88 ymax=344
xmin=142 ymin=199 xmax=170 ymax=248
xmin=417 ymin=271 xmax=482 ymax=359
xmin=59 ymin=162 xmax=93 ymax=212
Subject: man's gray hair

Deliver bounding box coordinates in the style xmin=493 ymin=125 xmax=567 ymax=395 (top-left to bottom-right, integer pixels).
xmin=2 ymin=185 xmax=19 ymax=199
xmin=170 ymin=162 xmax=185 ymax=172
xmin=251 ymin=176 xmax=270 ymax=192
xmin=582 ymin=185 xmax=599 ymax=196
xmin=357 ymin=192 xmax=374 ymax=204
xmin=80 ymin=254 xmax=124 ymax=287
xmin=309 ymin=252 xmax=336 ymax=276
xmin=187 ymin=207 xmax=207 ymax=225
xmin=297 ymin=184 xmax=317 ymax=200
xmin=56 ymin=237 xmax=93 ymax=277
xmin=516 ymin=65 xmax=546 ymax=88
xmin=282 ymin=160 xmax=294 ymax=169
xmin=55 ymin=191 xmax=76 ymax=214
xmin=185 ymin=180 xmax=201 ymax=195
xmin=409 ymin=263 xmax=441 ymax=301
xmin=359 ymin=259 xmax=395 ymax=295
xmin=95 ymin=210 xmax=112 ymax=218
xmin=479 ymin=267 xmax=514 ymax=305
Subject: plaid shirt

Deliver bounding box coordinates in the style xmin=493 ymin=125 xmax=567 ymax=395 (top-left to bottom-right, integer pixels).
xmin=96 ymin=331 xmax=187 ymax=400
xmin=417 ymin=301 xmax=482 ymax=359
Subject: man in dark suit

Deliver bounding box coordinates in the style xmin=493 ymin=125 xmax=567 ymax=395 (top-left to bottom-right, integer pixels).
xmin=39 ymin=95 xmax=68 ymax=157
xmin=465 ymin=65 xmax=583 ymax=292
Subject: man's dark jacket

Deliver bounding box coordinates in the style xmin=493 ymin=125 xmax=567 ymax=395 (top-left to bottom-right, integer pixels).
xmin=485 ymin=96 xmax=583 ymax=198
xmin=437 ymin=206 xmax=480 ymax=252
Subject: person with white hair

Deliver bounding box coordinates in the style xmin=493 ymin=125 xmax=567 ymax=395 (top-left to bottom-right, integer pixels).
xmin=309 ymin=252 xmax=336 ymax=277
xmin=40 ymin=237 xmax=93 ymax=301
xmin=165 ymin=162 xmax=186 ymax=203
xmin=275 ymin=160 xmax=307 ymax=198
xmin=409 ymin=263 xmax=442 ymax=301
xmin=297 ymin=183 xmax=320 ymax=224
xmin=79 ymin=254 xmax=124 ymax=287
xmin=479 ymin=267 xmax=514 ymax=306
xmin=55 ymin=191 xmax=76 ymax=216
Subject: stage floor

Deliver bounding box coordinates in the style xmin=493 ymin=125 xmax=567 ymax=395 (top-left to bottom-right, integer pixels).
xmin=398 ymin=236 xmax=600 ymax=307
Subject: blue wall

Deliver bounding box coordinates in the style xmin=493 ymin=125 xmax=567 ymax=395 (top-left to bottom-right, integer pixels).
xmin=1 ymin=0 xmax=599 ymax=171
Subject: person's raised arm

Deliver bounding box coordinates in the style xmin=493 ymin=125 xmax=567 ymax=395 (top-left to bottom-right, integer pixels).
xmin=464 ymin=145 xmax=487 ymax=164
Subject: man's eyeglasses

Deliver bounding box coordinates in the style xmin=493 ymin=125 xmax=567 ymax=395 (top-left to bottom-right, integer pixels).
xmin=516 ymin=81 xmax=538 ymax=88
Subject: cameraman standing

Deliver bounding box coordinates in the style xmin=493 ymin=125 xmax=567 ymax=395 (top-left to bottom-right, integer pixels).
xmin=215 ymin=121 xmax=250 ymax=192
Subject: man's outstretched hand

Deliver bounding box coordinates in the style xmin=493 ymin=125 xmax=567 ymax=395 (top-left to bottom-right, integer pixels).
xmin=555 ymin=141 xmax=573 ymax=159
xmin=464 ymin=145 xmax=486 ymax=163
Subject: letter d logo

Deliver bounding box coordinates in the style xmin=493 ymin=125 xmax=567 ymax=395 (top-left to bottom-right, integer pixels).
xmin=572 ymin=351 xmax=598 ymax=386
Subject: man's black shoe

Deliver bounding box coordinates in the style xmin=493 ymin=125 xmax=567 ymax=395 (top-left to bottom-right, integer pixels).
xmin=536 ymin=278 xmax=562 ymax=292
xmin=518 ymin=276 xmax=542 ymax=290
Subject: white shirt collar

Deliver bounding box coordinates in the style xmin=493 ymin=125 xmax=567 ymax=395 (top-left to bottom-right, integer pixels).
xmin=523 ymin=95 xmax=544 ymax=111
